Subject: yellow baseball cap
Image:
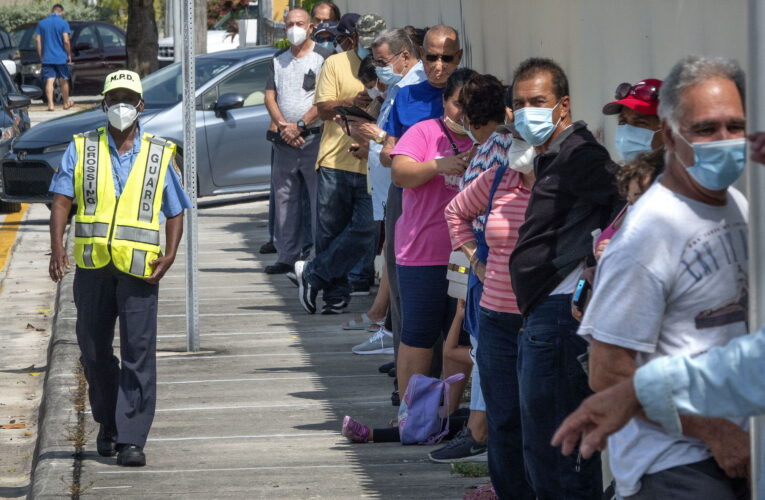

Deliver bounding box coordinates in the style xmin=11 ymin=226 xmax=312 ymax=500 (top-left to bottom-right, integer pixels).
xmin=102 ymin=70 xmax=143 ymax=96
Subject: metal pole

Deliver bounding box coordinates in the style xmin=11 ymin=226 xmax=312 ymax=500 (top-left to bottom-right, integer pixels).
xmin=748 ymin=0 xmax=765 ymax=495
xmin=182 ymin=0 xmax=200 ymax=352
xmin=173 ymin=0 xmax=182 ymax=63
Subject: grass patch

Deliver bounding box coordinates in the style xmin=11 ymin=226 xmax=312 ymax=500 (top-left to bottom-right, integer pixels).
xmin=451 ymin=462 xmax=490 ymax=478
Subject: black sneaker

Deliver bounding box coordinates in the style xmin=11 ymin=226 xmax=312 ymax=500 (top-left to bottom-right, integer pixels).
xmin=391 ymin=389 xmax=400 ymax=406
xmin=378 ymin=361 xmax=394 ymax=374
xmin=321 ymin=299 xmax=348 ymax=315
xmin=428 ymin=427 xmax=487 ymax=463
xmin=295 ymin=261 xmax=317 ymax=314
xmin=259 ymin=241 xmax=276 ymax=254
xmin=264 ymin=263 xmax=292 ymax=274
xmin=96 ymin=424 xmax=117 ymax=457
xmin=116 ymin=444 xmax=146 ymax=467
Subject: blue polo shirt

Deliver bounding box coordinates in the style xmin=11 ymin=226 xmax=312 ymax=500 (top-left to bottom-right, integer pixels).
xmin=49 ymin=124 xmax=191 ymax=219
xmin=383 ymin=79 xmax=445 ymax=139
xmin=34 ymin=14 xmax=71 ymax=65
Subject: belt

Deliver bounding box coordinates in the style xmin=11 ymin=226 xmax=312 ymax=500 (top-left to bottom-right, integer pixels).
xmin=300 ymin=127 xmax=322 ymax=137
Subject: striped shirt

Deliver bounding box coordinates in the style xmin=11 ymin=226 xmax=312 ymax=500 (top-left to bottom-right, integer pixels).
xmin=446 ymin=166 xmax=530 ymax=314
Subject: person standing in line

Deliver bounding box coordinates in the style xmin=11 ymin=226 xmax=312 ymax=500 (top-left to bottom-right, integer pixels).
xmin=310 ymin=1 xmax=340 ymax=24
xmin=294 ymin=13 xmax=386 ymax=314
xmin=263 ymin=8 xmax=332 ymax=275
xmin=508 ymin=58 xmax=622 ymax=498
xmin=35 ymin=3 xmax=74 ymax=111
xmin=48 ymin=70 xmax=191 ymax=467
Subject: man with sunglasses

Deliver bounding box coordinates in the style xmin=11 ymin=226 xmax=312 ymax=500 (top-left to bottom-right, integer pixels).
xmin=507 ymin=58 xmax=622 ymax=498
xmin=295 ymin=13 xmax=386 ymax=314
xmin=578 ymin=55 xmax=750 ymax=500
xmin=48 ymin=70 xmax=191 ymax=467
xmin=603 ymin=79 xmax=664 ymax=163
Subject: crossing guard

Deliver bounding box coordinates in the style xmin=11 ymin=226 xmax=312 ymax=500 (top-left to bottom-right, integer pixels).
xmin=48 ymin=69 xmax=191 ymax=467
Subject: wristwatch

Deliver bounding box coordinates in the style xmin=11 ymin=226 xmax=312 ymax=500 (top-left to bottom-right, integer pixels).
xmin=297 ymin=119 xmax=307 ymax=131
xmin=374 ymin=130 xmax=387 ymax=144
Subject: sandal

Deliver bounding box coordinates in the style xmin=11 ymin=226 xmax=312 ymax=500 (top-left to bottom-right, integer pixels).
xmin=342 ymin=313 xmax=383 ymax=331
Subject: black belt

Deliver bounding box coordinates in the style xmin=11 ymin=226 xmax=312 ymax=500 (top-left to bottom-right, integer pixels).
xmin=300 ymin=127 xmax=321 ymax=137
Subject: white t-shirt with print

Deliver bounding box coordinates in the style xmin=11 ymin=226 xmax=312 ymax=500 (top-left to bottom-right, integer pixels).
xmin=578 ymin=181 xmax=749 ymax=497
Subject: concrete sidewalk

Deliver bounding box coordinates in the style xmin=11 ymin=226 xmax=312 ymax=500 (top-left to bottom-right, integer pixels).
xmin=31 ymin=199 xmax=478 ymax=498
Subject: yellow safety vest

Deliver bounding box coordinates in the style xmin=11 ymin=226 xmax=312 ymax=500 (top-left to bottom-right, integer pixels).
xmin=73 ymin=126 xmax=176 ymax=278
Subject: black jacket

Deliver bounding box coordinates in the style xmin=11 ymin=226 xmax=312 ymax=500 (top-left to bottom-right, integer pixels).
xmin=509 ymin=121 xmax=624 ymax=315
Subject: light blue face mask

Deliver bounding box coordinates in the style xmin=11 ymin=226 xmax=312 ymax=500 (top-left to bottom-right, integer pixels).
xmin=615 ymin=124 xmax=656 ymax=162
xmin=318 ymin=41 xmax=335 ymax=51
xmin=357 ymin=46 xmax=370 ymax=59
xmin=676 ymin=133 xmax=746 ymax=190
xmin=513 ymin=100 xmax=562 ymax=146
xmin=335 ymin=43 xmax=344 ymax=54
xmin=462 ymin=118 xmax=480 ymax=145
xmin=375 ymin=63 xmax=403 ymax=86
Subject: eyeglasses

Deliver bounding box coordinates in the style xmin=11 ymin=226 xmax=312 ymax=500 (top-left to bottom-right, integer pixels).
xmin=372 ymin=52 xmax=402 ymax=67
xmin=424 ymin=53 xmax=457 ymax=63
xmin=615 ymin=82 xmax=659 ymax=102
xmin=315 ymin=34 xmax=335 ymax=42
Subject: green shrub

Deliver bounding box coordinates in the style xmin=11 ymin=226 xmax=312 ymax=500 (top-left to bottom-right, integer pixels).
xmin=0 ymin=2 xmax=108 ymax=33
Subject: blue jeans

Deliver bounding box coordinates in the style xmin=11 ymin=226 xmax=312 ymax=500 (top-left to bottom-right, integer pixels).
xmin=477 ymin=307 xmax=533 ymax=500
xmin=347 ymin=221 xmax=377 ymax=286
xmin=518 ymin=294 xmax=602 ymax=499
xmin=306 ymin=167 xmax=375 ymax=302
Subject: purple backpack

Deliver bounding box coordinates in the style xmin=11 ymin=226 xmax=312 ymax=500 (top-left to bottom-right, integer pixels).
xmin=398 ymin=373 xmax=465 ymax=445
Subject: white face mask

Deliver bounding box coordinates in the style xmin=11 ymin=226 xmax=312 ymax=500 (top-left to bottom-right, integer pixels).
xmin=286 ymin=26 xmax=307 ymax=46
xmin=507 ymin=138 xmax=536 ymax=174
xmin=366 ymin=86 xmax=383 ymax=100
xmin=106 ymin=102 xmax=139 ymax=132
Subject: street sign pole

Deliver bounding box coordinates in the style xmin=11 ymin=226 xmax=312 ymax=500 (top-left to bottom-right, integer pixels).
xmin=748 ymin=0 xmax=765 ymax=495
xmin=181 ymin=0 xmax=199 ymax=352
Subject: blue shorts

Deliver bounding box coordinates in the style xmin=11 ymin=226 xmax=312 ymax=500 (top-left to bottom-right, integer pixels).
xmin=397 ymin=264 xmax=456 ymax=349
xmin=41 ymin=63 xmax=70 ymax=80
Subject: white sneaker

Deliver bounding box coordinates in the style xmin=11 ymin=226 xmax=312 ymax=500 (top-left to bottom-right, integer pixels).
xmin=352 ymin=327 xmax=394 ymax=355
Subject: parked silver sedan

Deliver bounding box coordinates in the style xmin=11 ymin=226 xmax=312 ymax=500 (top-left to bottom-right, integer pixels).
xmin=0 ymin=46 xmax=277 ymax=204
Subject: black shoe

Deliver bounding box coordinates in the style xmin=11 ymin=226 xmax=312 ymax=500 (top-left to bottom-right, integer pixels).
xmin=264 ymin=263 xmax=292 ymax=274
xmin=378 ymin=361 xmax=394 ymax=374
xmin=391 ymin=389 xmax=400 ymax=406
xmin=321 ymin=299 xmax=348 ymax=315
xmin=295 ymin=260 xmax=317 ymax=314
xmin=116 ymin=444 xmax=146 ymax=467
xmin=259 ymin=241 xmax=276 ymax=254
xmin=96 ymin=425 xmax=117 ymax=457
xmin=388 ymin=367 xmax=396 ymax=378
xmin=428 ymin=427 xmax=487 ymax=463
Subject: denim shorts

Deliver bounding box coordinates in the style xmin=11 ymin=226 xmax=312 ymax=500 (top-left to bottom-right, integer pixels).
xmin=41 ymin=63 xmax=70 ymax=80
xmin=397 ymin=264 xmax=455 ymax=349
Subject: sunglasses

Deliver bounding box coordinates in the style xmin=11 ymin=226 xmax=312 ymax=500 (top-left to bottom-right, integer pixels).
xmin=424 ymin=53 xmax=457 ymax=63
xmin=615 ymin=82 xmax=659 ymax=102
xmin=372 ymin=52 xmax=402 ymax=67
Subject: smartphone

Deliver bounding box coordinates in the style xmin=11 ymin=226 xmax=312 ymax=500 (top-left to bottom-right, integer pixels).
xmin=572 ymin=278 xmax=591 ymax=310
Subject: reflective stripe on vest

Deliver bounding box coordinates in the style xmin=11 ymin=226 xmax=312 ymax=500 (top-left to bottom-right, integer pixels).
xmin=130 ymin=249 xmax=147 ymax=277
xmin=114 ymin=225 xmax=160 ymax=246
xmin=82 ymin=132 xmax=100 ymax=216
xmin=75 ymin=222 xmax=110 ymax=238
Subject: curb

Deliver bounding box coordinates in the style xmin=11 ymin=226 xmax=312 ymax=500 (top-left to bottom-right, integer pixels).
xmin=28 ymin=227 xmax=79 ymax=499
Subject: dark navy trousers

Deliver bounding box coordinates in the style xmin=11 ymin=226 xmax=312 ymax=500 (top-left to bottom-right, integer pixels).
xmin=73 ymin=265 xmax=158 ymax=448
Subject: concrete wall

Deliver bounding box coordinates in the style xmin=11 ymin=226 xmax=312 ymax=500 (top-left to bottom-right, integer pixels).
xmin=334 ymin=0 xmax=746 ymax=151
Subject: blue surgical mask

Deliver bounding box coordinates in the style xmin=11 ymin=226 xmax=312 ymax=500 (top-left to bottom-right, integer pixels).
xmin=513 ymin=100 xmax=562 ymax=146
xmin=615 ymin=124 xmax=656 ymax=162
xmin=675 ymin=132 xmax=746 ymax=190
xmin=318 ymin=41 xmax=335 ymax=51
xmin=375 ymin=64 xmax=403 ymax=86
xmin=356 ymin=46 xmax=370 ymax=59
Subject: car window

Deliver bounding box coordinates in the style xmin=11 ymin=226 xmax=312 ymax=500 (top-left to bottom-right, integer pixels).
xmin=76 ymin=26 xmax=99 ymax=49
xmin=210 ymin=61 xmax=269 ymax=108
xmin=97 ymin=26 xmax=124 ymax=48
xmin=0 ymin=31 xmax=10 ymax=50
xmin=142 ymin=57 xmax=236 ymax=109
xmin=12 ymin=26 xmax=35 ymax=51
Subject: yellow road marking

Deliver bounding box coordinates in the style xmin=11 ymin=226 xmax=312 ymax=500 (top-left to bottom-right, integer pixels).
xmin=0 ymin=204 xmax=28 ymax=274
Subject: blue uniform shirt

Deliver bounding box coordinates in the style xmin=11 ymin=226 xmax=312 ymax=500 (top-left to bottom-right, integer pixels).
xmin=49 ymin=124 xmax=191 ymax=219
xmin=34 ymin=14 xmax=71 ymax=65
xmin=383 ymin=79 xmax=445 ymax=139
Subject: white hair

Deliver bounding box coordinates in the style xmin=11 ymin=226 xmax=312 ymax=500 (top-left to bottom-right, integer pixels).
xmin=371 ymin=29 xmax=418 ymax=60
xmin=658 ymin=55 xmax=745 ymax=130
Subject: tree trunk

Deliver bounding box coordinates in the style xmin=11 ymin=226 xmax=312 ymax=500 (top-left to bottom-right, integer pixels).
xmin=126 ymin=0 xmax=159 ymax=77
xmin=195 ymin=0 xmax=207 ymax=55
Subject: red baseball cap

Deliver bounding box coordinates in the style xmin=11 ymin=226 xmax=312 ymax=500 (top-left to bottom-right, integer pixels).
xmin=602 ymin=79 xmax=662 ymax=116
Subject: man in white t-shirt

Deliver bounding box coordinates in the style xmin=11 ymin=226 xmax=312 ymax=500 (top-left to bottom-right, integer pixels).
xmin=579 ymin=55 xmax=750 ymax=499
xmin=263 ymin=8 xmax=332 ymax=274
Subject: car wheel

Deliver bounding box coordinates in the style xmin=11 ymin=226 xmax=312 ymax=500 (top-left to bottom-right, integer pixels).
xmin=0 ymin=200 xmax=21 ymax=213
